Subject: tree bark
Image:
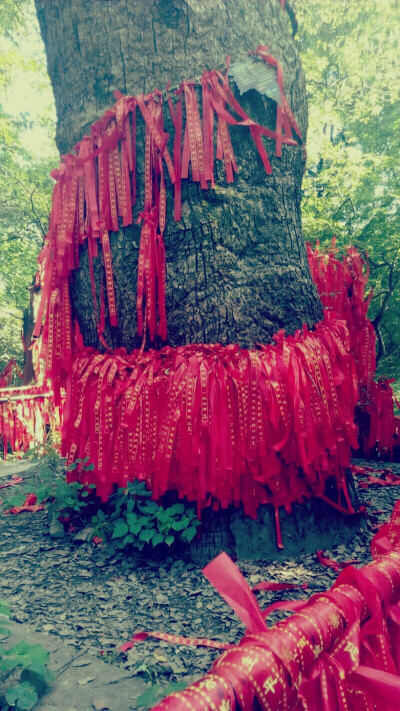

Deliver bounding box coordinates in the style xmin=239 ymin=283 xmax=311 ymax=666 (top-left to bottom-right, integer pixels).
xmin=21 ymin=283 xmax=41 ymax=385
xmin=34 ymin=0 xmax=322 ymax=350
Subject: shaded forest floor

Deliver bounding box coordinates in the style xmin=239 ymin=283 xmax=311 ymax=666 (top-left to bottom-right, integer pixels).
xmin=0 ymin=459 xmax=399 ymax=709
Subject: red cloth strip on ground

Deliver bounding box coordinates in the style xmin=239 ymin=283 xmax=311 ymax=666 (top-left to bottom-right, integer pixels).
xmin=5 ymin=493 xmax=44 ymax=515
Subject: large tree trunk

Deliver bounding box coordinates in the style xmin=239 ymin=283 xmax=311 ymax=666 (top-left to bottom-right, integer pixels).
xmin=33 ymin=1 xmax=363 ymax=560
xmin=34 ymin=0 xmax=322 ymax=350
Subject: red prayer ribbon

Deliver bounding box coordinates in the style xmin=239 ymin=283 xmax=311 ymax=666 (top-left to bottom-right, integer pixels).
xmin=308 ymin=242 xmax=400 ymax=462
xmin=33 ymin=47 xmax=303 ymax=389
xmin=0 ymin=385 xmax=61 ymax=459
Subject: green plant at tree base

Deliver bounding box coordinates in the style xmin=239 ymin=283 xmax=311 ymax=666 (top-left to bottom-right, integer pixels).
xmin=2 ymin=446 xmax=202 ymax=553
xmin=0 ymin=601 xmax=53 ymax=710
xmin=1 ymin=444 xmax=95 ymax=521
xmin=91 ymin=480 xmax=202 ymax=552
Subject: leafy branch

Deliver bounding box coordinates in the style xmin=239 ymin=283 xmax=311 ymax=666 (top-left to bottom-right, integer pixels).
xmin=1 ymin=164 xmax=46 ymax=238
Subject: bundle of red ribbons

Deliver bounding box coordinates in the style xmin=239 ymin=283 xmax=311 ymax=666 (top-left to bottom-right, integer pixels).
xmin=64 ymin=314 xmax=358 ymax=518
xmin=307 ymin=241 xmax=376 ymax=400
xmin=359 ymin=379 xmax=400 ymax=461
xmin=32 ymin=43 xmax=396 ymax=512
xmin=144 ymin=502 xmax=400 ymax=710
xmin=308 ymin=242 xmax=400 ymax=461
xmin=0 ymin=386 xmax=59 ymax=458
xmin=33 ymin=46 xmax=303 ymax=401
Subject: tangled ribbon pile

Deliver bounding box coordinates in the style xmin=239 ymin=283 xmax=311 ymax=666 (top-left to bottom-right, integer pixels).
xmin=134 ymin=501 xmax=400 ymax=711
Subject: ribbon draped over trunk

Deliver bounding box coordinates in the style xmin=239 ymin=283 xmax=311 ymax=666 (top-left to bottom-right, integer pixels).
xmin=33 ymin=49 xmax=304 ymax=398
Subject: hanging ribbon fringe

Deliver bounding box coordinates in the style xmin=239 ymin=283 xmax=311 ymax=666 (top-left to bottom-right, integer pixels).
xmin=307 ymin=241 xmax=400 ymax=462
xmin=33 ymin=48 xmax=303 ymax=390
xmin=307 ymin=241 xmax=376 ymax=398
xmin=141 ymin=502 xmax=400 ymax=710
xmin=359 ymin=378 xmax=400 ymax=461
xmin=0 ymin=386 xmax=61 ymax=458
xmin=64 ymin=313 xmax=358 ymax=516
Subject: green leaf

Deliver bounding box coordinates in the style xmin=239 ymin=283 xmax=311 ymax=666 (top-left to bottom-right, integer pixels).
xmin=139 ymin=528 xmax=155 ymax=543
xmin=25 ymin=645 xmax=49 ymax=667
xmin=165 ymin=503 xmax=185 ymax=516
xmin=139 ymin=500 xmax=159 ymax=514
xmin=165 ymin=535 xmax=175 ymax=546
xmin=156 ymin=509 xmax=169 ymax=523
xmin=1 ymin=655 xmax=20 ymax=672
xmin=128 ymin=524 xmax=143 ymax=536
xmin=3 ymin=493 xmax=26 ymax=508
xmin=111 ymin=520 xmax=129 ymax=539
xmin=137 ymin=516 xmax=150 ymax=527
xmin=0 ymin=600 xmax=10 ymax=618
xmin=171 ymin=519 xmax=186 ymax=531
xmin=92 ymin=509 xmax=106 ymax=522
xmin=21 ymin=665 xmax=50 ymax=695
xmin=127 ymin=514 xmax=146 ymax=534
xmin=131 ymin=480 xmax=152 ymax=497
xmin=5 ymin=681 xmax=38 ymax=710
xmin=181 ymin=526 xmax=198 ymax=542
xmin=151 ymin=533 xmax=164 ymax=547
xmin=137 ymin=684 xmax=164 ymax=708
xmin=163 ymin=681 xmax=189 ymax=696
xmin=156 ymin=521 xmax=170 ymax=535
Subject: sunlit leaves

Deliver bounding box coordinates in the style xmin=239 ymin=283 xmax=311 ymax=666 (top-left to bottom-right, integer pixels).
xmin=296 ymin=0 xmax=399 ymax=376
xmin=0 ymin=0 xmax=56 ymax=370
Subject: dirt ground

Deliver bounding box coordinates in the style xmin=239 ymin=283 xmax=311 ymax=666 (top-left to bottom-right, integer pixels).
xmin=0 ymin=458 xmax=399 ymax=709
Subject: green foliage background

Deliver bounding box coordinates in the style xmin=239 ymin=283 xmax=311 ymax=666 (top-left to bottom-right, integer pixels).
xmin=296 ymin=0 xmax=400 ymax=377
xmin=0 ymin=0 xmax=398 ymax=377
xmin=0 ymin=0 xmax=57 ymax=372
